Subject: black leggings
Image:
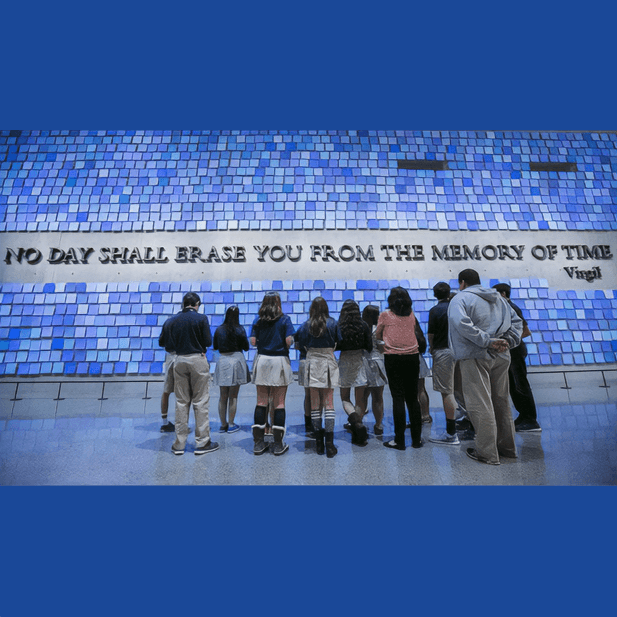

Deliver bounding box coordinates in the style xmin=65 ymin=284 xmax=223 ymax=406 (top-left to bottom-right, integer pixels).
xmin=384 ymin=354 xmax=422 ymax=446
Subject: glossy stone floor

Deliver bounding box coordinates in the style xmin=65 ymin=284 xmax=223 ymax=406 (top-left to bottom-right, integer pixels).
xmin=1 ymin=368 xmax=615 ymax=485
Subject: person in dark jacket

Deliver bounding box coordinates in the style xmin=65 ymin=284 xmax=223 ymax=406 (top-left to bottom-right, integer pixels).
xmin=337 ymin=299 xmax=373 ymax=446
xmin=361 ymin=304 xmax=387 ymax=436
xmin=213 ymin=305 xmax=251 ymax=434
xmin=493 ymin=283 xmax=541 ymax=433
xmin=427 ymin=281 xmax=460 ymax=445
xmin=250 ymin=292 xmax=295 ymax=456
xmin=295 ymin=297 xmax=340 ymax=457
xmin=159 ymin=292 xmax=218 ymax=456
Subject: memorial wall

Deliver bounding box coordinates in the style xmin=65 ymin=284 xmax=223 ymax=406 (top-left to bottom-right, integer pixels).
xmin=1 ymin=130 xmax=616 ymax=377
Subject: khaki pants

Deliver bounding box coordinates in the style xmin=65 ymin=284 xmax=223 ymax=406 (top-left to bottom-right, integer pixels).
xmin=172 ymin=354 xmax=211 ymax=451
xmin=459 ymin=354 xmax=516 ymax=464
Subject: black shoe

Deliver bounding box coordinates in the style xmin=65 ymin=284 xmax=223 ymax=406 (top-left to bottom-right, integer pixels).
xmin=325 ymin=431 xmax=337 ymax=458
xmin=315 ymin=428 xmax=325 ymax=455
xmin=252 ymin=425 xmax=269 ymax=455
xmin=383 ymin=440 xmax=405 ymax=451
xmin=455 ymin=418 xmax=473 ymax=431
xmin=272 ymin=427 xmax=289 ymax=456
xmin=195 ymin=441 xmax=219 ymax=455
xmin=171 ymin=446 xmax=184 ymax=456
xmin=516 ymin=421 xmax=542 ymax=433
xmin=466 ymin=447 xmax=500 ymax=465
xmin=160 ymin=422 xmax=175 ymax=433
xmin=348 ymin=412 xmax=368 ymax=446
xmin=351 ymin=426 xmax=368 ymax=446
xmin=411 ymin=440 xmax=424 ymax=449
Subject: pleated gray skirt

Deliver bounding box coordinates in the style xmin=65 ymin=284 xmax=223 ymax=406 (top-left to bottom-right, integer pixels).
xmin=252 ymin=354 xmax=294 ymax=387
xmin=362 ymin=350 xmax=388 ymax=387
xmin=302 ymin=348 xmax=339 ymax=388
xmin=338 ymin=349 xmax=368 ymax=388
xmin=213 ymin=351 xmax=251 ymax=386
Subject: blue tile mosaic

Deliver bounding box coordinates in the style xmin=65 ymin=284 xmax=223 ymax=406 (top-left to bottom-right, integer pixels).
xmin=1 ymin=130 xmax=616 ymax=232
xmin=1 ymin=130 xmax=616 ymax=376
xmin=1 ymin=278 xmax=616 ymax=376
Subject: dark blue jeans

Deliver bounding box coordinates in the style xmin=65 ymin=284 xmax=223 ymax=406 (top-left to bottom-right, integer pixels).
xmin=384 ymin=354 xmax=422 ymax=446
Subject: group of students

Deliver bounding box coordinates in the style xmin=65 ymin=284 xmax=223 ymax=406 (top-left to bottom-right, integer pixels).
xmin=159 ymin=286 xmax=428 ymax=456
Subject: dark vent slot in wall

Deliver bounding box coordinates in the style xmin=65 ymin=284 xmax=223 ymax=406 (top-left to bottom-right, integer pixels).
xmin=397 ymin=159 xmax=448 ymax=171
xmin=530 ymin=162 xmax=577 ymax=172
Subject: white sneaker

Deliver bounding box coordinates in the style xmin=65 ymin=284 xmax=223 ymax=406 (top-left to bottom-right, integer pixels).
xmin=428 ymin=432 xmax=460 ymax=445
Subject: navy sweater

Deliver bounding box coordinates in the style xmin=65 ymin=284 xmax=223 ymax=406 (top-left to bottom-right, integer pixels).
xmin=159 ymin=308 xmax=212 ymax=355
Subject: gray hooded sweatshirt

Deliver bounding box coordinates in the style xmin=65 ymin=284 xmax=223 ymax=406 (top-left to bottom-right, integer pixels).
xmin=447 ymin=285 xmax=522 ymax=361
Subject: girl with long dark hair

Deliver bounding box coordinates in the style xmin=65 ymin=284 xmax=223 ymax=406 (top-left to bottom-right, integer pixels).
xmin=361 ymin=304 xmax=387 ymax=436
xmin=213 ymin=305 xmax=250 ymax=433
xmin=295 ymin=297 xmax=340 ymax=457
xmin=337 ymin=299 xmax=372 ymax=446
xmin=250 ymin=292 xmax=295 ymax=456
xmin=375 ymin=286 xmax=423 ymax=450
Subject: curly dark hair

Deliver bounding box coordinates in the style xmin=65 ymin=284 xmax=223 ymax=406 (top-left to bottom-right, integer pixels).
xmin=308 ymin=297 xmax=329 ymax=338
xmin=387 ymin=286 xmax=412 ymax=317
xmin=338 ymin=299 xmax=365 ymax=347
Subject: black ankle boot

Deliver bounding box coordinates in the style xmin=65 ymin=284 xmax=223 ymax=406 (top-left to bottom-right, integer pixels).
xmin=315 ymin=428 xmax=325 ymax=455
xmin=272 ymin=426 xmax=289 ymax=456
xmin=252 ymin=425 xmax=268 ymax=455
xmin=325 ymin=431 xmax=337 ymax=458
xmin=348 ymin=412 xmax=368 ymax=446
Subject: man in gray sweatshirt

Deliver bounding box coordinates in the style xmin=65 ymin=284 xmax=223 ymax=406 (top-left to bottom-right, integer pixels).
xmin=448 ymin=269 xmax=523 ymax=465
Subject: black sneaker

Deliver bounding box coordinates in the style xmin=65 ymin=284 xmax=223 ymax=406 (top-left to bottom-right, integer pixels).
xmin=195 ymin=441 xmax=220 ymax=455
xmin=455 ymin=418 xmax=473 ymax=431
xmin=383 ymin=440 xmax=405 ymax=451
xmin=171 ymin=446 xmax=184 ymax=456
xmin=516 ymin=421 xmax=542 ymax=433
xmin=466 ymin=447 xmax=500 ymax=465
xmin=160 ymin=422 xmax=175 ymax=433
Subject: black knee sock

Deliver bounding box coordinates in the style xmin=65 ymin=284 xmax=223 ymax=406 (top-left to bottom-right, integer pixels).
xmin=446 ymin=418 xmax=456 ymax=435
xmin=254 ymin=405 xmax=267 ymax=425
xmin=273 ymin=408 xmax=286 ymax=427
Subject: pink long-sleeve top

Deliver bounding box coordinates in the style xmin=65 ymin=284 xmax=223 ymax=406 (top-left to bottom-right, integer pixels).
xmin=375 ymin=310 xmax=419 ymax=355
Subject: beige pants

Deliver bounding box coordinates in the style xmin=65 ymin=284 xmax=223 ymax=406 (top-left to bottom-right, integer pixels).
xmin=458 ymin=354 xmax=516 ymax=464
xmin=172 ymin=354 xmax=211 ymax=450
